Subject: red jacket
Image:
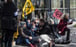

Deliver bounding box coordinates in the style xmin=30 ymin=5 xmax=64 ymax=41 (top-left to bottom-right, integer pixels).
xmin=57 ymin=19 xmax=68 ymax=33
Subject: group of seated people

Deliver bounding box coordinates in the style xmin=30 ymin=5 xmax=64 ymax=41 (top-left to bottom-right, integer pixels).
xmin=16 ymin=14 xmax=73 ymax=47
xmin=17 ymin=18 xmax=54 ymax=47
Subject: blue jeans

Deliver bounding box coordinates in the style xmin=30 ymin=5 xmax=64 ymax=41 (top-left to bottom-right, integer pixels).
xmin=16 ymin=36 xmax=23 ymax=44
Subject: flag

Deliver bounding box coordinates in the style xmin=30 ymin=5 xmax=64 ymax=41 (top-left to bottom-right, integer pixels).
xmin=22 ymin=0 xmax=35 ymax=18
xmin=53 ymin=9 xmax=63 ymax=19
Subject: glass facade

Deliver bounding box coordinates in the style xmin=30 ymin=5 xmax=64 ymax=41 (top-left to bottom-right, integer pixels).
xmin=51 ymin=0 xmax=61 ymax=8
xmin=1 ymin=0 xmax=76 ymax=18
xmin=70 ymin=0 xmax=76 ymax=18
xmin=16 ymin=0 xmax=76 ymax=19
xmin=51 ymin=0 xmax=76 ymax=18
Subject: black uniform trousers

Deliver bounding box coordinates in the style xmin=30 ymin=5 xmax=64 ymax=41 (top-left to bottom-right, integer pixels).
xmin=1 ymin=30 xmax=14 ymax=47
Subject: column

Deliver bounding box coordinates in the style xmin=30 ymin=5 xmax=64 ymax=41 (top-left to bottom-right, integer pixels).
xmin=65 ymin=0 xmax=70 ymax=13
xmin=44 ymin=0 xmax=51 ymax=11
xmin=65 ymin=0 xmax=70 ymax=17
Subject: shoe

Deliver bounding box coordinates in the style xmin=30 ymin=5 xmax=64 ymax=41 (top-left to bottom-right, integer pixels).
xmin=63 ymin=40 xmax=71 ymax=44
xmin=66 ymin=40 xmax=71 ymax=44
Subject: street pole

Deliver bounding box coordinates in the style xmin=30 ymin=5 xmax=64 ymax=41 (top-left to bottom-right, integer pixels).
xmin=65 ymin=0 xmax=70 ymax=18
xmin=49 ymin=0 xmax=51 ymax=12
xmin=47 ymin=0 xmax=51 ymax=21
xmin=69 ymin=0 xmax=70 ymax=18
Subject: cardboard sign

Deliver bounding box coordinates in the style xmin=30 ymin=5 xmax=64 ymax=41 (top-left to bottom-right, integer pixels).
xmin=53 ymin=9 xmax=63 ymax=19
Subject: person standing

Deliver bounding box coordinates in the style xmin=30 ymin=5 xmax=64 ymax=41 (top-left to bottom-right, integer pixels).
xmin=1 ymin=0 xmax=17 ymax=47
xmin=57 ymin=14 xmax=72 ymax=42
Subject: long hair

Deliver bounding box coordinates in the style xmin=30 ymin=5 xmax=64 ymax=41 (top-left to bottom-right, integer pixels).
xmin=62 ymin=14 xmax=69 ymax=22
xmin=61 ymin=13 xmax=69 ymax=19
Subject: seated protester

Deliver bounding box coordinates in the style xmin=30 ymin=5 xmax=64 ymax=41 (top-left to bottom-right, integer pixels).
xmin=20 ymin=22 xmax=40 ymax=47
xmin=34 ymin=18 xmax=40 ymax=27
xmin=27 ymin=19 xmax=32 ymax=30
xmin=31 ymin=20 xmax=39 ymax=36
xmin=16 ymin=20 xmax=25 ymax=44
xmin=57 ymin=14 xmax=73 ymax=42
xmin=49 ymin=18 xmax=61 ymax=38
xmin=38 ymin=19 xmax=51 ymax=35
xmin=38 ymin=19 xmax=54 ymax=47
xmin=24 ymin=18 xmax=32 ymax=30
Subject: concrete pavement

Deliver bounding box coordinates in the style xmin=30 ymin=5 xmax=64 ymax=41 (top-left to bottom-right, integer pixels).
xmin=55 ymin=27 xmax=76 ymax=47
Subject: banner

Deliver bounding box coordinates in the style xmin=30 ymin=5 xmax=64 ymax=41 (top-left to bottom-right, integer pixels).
xmin=53 ymin=9 xmax=63 ymax=19
xmin=22 ymin=0 xmax=35 ymax=18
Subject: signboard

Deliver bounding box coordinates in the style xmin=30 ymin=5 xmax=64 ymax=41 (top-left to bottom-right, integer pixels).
xmin=53 ymin=9 xmax=63 ymax=19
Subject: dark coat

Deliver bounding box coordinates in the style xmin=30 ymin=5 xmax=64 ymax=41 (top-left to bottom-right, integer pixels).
xmin=39 ymin=23 xmax=51 ymax=35
xmin=1 ymin=2 xmax=17 ymax=31
xmin=19 ymin=27 xmax=30 ymax=38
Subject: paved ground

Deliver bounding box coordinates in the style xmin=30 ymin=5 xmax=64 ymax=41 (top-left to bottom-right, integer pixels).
xmin=55 ymin=28 xmax=76 ymax=47
xmin=12 ymin=27 xmax=76 ymax=47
